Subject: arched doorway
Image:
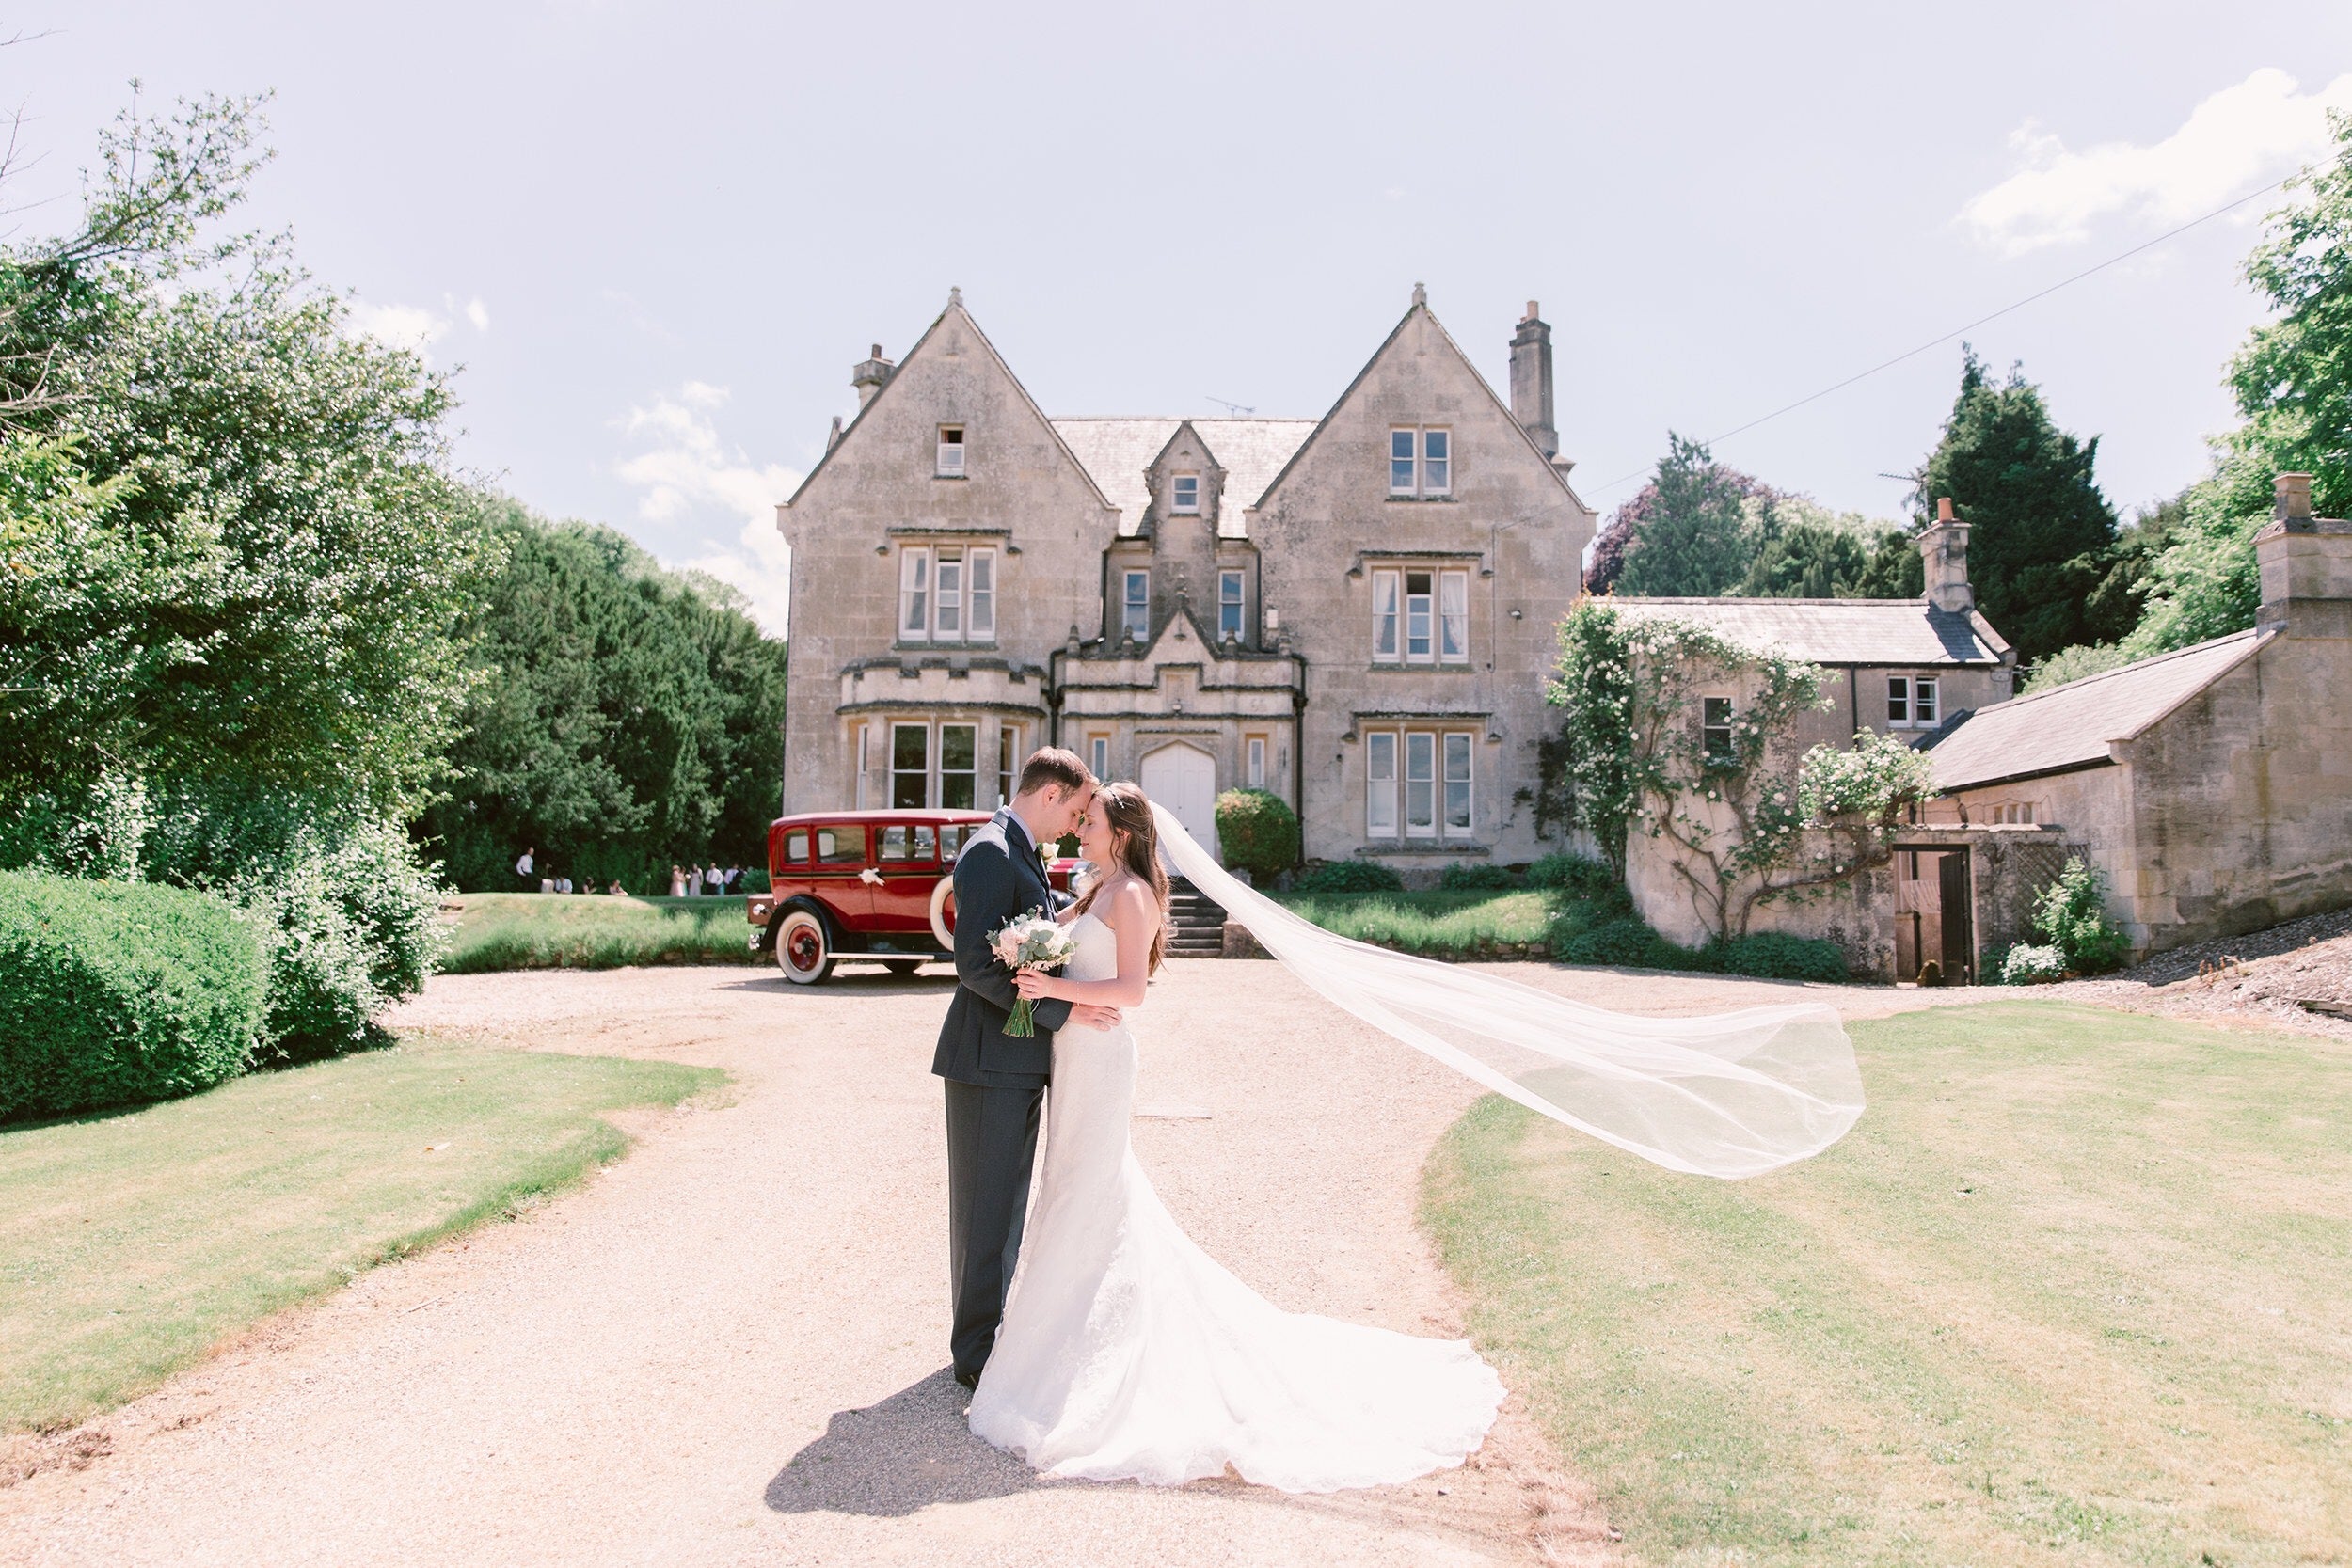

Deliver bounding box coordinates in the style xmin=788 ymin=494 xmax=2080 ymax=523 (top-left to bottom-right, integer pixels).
xmin=1139 ymin=742 xmax=1218 ymax=859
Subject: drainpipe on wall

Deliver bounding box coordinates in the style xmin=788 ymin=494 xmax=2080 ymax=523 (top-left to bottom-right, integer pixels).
xmin=1292 ymin=656 xmax=1309 ymax=868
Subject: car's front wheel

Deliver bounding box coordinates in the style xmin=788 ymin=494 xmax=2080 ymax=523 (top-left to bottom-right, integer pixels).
xmin=774 ymin=908 xmax=835 ymax=985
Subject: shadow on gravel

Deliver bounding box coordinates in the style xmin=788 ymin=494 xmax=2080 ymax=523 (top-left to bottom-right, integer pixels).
xmin=766 ymin=1369 xmax=1043 ymax=1516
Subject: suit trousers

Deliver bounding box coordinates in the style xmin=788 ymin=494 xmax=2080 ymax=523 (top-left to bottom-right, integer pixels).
xmin=943 ymin=1075 xmax=1044 ymax=1383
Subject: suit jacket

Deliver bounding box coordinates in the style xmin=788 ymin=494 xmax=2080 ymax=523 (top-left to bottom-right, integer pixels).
xmin=932 ymin=809 xmax=1072 ymax=1088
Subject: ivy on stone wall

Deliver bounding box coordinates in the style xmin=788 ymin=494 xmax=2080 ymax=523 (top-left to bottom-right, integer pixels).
xmin=1548 ymin=603 xmax=1934 ymax=940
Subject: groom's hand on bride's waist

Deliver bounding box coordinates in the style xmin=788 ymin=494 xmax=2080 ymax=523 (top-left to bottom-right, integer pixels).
xmin=1069 ymin=1004 xmax=1123 ymax=1030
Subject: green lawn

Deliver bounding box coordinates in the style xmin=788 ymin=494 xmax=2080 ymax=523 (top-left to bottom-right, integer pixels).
xmin=1269 ymin=888 xmax=1565 ymax=956
xmin=0 ymin=1037 xmax=721 ymax=1433
xmin=441 ymin=892 xmax=760 ymax=972
xmin=1422 ymin=1002 xmax=2350 ymax=1566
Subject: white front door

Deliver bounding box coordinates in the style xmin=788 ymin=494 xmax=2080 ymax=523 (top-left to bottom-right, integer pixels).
xmin=1140 ymin=742 xmax=1218 ymax=860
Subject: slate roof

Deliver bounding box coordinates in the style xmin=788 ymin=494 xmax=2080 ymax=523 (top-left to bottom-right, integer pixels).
xmin=1051 ymin=418 xmax=1317 ymax=539
xmin=1921 ymin=628 xmax=2266 ymax=792
xmin=1605 ymin=597 xmax=2011 ymax=667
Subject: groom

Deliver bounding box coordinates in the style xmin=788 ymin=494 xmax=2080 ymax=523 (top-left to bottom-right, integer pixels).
xmin=935 ymin=746 xmax=1120 ymax=1389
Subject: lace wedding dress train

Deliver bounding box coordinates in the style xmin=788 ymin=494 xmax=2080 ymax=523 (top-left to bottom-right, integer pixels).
xmin=966 ymin=913 xmax=1504 ymax=1492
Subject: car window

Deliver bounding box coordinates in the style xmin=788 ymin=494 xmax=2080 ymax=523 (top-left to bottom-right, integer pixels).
xmin=815 ymin=827 xmax=865 ymax=865
xmin=880 ymin=825 xmax=910 ymax=861
xmin=782 ymin=829 xmax=809 ymax=863
xmin=940 ymin=824 xmax=965 ymax=861
xmin=914 ymin=825 xmax=936 ymax=860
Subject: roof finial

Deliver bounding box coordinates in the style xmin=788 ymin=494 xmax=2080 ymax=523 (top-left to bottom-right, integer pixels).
xmin=1411 ymin=281 xmax=1427 ymax=309
xmin=948 ymin=285 xmax=963 ymax=309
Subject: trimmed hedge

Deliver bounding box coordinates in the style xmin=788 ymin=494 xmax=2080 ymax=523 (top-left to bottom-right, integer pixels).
xmin=1438 ymin=863 xmax=1519 ymax=891
xmin=1554 ymin=911 xmax=1851 ymax=981
xmin=0 ymin=871 xmax=267 ymax=1121
xmin=1215 ymin=788 xmax=1300 ymax=881
xmin=1291 ymin=858 xmax=1406 ymax=895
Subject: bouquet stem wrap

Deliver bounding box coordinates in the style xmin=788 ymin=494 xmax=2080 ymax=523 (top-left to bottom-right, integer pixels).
xmin=991 ymin=910 xmax=1077 ymax=1038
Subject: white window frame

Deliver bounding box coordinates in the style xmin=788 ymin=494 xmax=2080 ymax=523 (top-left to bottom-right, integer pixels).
xmin=1089 ymin=733 xmax=1110 ymax=782
xmin=1404 ymin=732 xmax=1438 ymax=838
xmin=1246 ymin=735 xmax=1267 ymax=790
xmin=1389 ymin=428 xmax=1451 ymax=497
xmin=1702 ymin=696 xmax=1736 ymax=760
xmin=1366 ymin=731 xmax=1398 ymax=836
xmin=1218 ymin=569 xmax=1245 ymax=641
xmin=898 ymin=547 xmax=931 ymax=641
xmin=1443 ymin=733 xmax=1472 ymax=835
xmin=1439 ymin=568 xmax=1469 ymax=662
xmin=967 ymin=547 xmax=994 ymax=641
xmin=1887 ymin=674 xmax=1942 ymax=729
xmin=1372 ymin=568 xmax=1401 ymax=662
xmin=1171 ymin=473 xmax=1200 ymax=514
xmin=1886 ymin=674 xmax=1910 ymax=726
xmin=1422 ymin=428 xmax=1451 ymax=495
xmin=853 ymin=722 xmax=873 ymax=809
xmin=934 ymin=549 xmax=963 ymax=640
xmin=890 ymin=721 xmax=930 ymax=808
xmin=939 ymin=722 xmax=977 ymax=809
xmin=936 ymin=424 xmax=965 ymax=477
xmin=1121 ymin=569 xmax=1150 ymax=641
xmin=1405 ymin=570 xmax=1435 ymax=663
xmin=1390 ymin=429 xmax=1417 ymax=495
xmin=996 ymin=724 xmax=1021 ymax=805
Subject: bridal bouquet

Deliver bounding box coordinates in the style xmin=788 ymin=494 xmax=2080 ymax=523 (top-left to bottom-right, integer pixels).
xmin=990 ymin=910 xmax=1078 ymax=1037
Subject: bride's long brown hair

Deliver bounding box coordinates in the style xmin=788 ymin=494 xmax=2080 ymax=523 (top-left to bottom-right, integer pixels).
xmin=1073 ymin=782 xmax=1170 ymax=973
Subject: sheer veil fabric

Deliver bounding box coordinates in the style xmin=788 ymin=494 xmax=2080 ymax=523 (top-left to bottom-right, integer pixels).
xmin=1150 ymin=805 xmax=1865 ymax=1180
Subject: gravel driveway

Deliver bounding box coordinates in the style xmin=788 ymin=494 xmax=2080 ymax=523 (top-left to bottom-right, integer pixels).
xmin=0 ymin=960 xmax=1954 ymax=1567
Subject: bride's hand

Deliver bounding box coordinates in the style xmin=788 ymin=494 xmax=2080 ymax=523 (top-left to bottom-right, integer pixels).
xmin=1013 ymin=967 xmax=1057 ymax=1000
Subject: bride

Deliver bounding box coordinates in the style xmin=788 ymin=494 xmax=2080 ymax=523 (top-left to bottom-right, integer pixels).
xmin=966 ymin=782 xmax=1506 ymax=1492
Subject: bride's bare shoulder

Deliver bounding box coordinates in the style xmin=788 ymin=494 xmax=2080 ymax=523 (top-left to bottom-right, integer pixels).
xmin=1094 ymin=875 xmax=1157 ymax=927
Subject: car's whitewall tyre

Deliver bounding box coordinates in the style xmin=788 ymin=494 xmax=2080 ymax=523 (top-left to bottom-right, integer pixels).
xmin=775 ymin=908 xmax=834 ymax=985
xmin=928 ymin=879 xmax=958 ymax=953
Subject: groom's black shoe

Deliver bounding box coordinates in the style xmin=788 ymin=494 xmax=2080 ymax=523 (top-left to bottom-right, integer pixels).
xmin=954 ymin=1368 xmax=979 ymax=1391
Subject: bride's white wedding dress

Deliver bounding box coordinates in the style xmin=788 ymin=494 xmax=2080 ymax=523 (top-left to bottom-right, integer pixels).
xmin=966 ymin=912 xmax=1505 ymax=1492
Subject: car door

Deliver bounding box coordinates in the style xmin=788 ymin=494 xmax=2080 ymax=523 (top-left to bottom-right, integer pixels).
xmin=804 ymin=823 xmax=873 ymax=931
xmin=868 ymin=821 xmax=940 ymax=933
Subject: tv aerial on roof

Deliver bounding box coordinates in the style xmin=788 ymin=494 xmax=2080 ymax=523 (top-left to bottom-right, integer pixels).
xmin=1205 ymin=396 xmax=1256 ymax=417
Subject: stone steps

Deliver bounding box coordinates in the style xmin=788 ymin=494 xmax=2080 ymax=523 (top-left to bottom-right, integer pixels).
xmin=1165 ymin=877 xmax=1229 ymax=957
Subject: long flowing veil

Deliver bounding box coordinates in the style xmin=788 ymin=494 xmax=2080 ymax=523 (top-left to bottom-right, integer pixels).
xmin=1148 ymin=804 xmax=1863 ymax=1180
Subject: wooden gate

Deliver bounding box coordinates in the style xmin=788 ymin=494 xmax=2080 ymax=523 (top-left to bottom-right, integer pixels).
xmin=1894 ymin=846 xmax=1975 ymax=984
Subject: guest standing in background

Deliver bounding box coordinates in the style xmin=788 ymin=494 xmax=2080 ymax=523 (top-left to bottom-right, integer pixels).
xmin=669 ymin=863 xmax=687 ymax=897
xmin=516 ymin=847 xmax=535 ymax=888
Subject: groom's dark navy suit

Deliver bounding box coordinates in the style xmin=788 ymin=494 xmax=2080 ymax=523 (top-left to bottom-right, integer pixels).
xmin=935 ymin=807 xmax=1071 ymax=1386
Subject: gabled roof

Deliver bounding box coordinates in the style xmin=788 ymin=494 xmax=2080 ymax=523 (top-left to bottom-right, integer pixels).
xmin=1605 ymin=597 xmax=2010 ymax=667
xmin=1922 ymin=628 xmax=2266 ymax=792
xmin=784 ymin=295 xmax=1118 ymax=515
xmin=1250 ymin=294 xmax=1590 ymax=517
xmin=1050 ymin=418 xmax=1316 ymax=539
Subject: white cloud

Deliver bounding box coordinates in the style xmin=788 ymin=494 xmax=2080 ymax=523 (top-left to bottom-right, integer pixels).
xmin=463 ymin=296 xmax=490 ymax=332
xmin=613 ymin=384 xmax=802 ymax=636
xmin=1960 ymin=68 xmax=2352 ymax=255
xmin=344 ymin=300 xmax=449 ymax=354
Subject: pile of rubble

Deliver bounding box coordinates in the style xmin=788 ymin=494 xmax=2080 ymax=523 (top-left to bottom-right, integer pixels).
xmin=2046 ymin=905 xmax=2352 ymax=1042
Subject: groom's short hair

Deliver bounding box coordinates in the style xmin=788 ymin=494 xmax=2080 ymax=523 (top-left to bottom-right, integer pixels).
xmin=1016 ymin=747 xmax=1093 ymax=800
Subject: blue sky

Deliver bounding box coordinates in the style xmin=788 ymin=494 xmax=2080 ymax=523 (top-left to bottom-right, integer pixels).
xmin=12 ymin=2 xmax=2352 ymax=632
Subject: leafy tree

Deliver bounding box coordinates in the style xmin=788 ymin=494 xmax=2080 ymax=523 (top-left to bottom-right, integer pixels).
xmin=1736 ymin=497 xmax=1901 ymax=599
xmin=1913 ymin=347 xmax=2124 ymax=662
xmin=415 ymin=496 xmax=789 ymax=893
xmin=0 ymin=89 xmax=484 ymax=1054
xmin=1606 ymin=435 xmax=1756 ymax=596
xmin=2129 ymin=113 xmax=2352 ymax=655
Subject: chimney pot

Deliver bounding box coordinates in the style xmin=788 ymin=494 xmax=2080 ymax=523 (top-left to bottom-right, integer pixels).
xmin=2276 ymin=471 xmax=2314 ymax=523
xmin=1919 ymin=509 xmax=1972 ymax=613
xmin=1524 ymin=300 xmax=1540 ymax=322
xmin=1509 ymin=302 xmax=1559 ymax=460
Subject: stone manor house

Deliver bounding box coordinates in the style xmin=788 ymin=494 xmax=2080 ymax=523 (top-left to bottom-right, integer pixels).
xmin=776 ymin=288 xmax=1594 ymax=865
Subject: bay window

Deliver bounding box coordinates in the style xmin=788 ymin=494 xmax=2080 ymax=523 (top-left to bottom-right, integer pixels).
xmin=939 ymin=723 xmax=977 ymax=808
xmin=1366 ymin=732 xmax=1397 ymax=835
xmin=890 ymin=723 xmax=929 ymax=808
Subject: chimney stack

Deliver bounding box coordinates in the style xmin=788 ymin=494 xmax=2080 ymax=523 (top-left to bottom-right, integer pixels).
xmin=1509 ymin=301 xmax=1558 ymax=460
xmin=1919 ymin=497 xmax=1973 ymax=613
xmin=851 ymin=342 xmax=894 ymax=407
xmin=2255 ymin=471 xmax=2352 ymax=638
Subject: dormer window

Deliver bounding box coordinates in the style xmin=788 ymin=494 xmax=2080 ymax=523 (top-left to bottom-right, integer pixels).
xmin=936 ymin=425 xmax=965 ymax=477
xmin=1171 ymin=474 xmax=1200 ymax=515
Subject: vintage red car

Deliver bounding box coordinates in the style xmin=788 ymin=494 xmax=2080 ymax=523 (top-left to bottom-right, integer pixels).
xmin=747 ymin=810 xmax=1079 ymax=984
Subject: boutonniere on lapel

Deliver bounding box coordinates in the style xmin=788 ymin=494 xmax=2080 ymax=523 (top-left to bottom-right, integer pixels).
xmin=1037 ymin=841 xmax=1054 ymax=875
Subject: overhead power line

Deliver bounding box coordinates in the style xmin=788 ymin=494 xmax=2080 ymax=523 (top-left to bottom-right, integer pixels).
xmin=1584 ymin=160 xmax=2332 ymax=501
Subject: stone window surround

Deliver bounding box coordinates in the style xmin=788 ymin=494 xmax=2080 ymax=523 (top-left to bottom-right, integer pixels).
xmin=849 ymin=710 xmax=1036 ymax=810
xmin=1368 ymin=563 xmax=1472 ymax=667
xmin=1362 ymin=724 xmax=1478 ymax=842
xmin=1388 ymin=426 xmax=1453 ymax=499
xmin=895 ymin=542 xmax=997 ymax=646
